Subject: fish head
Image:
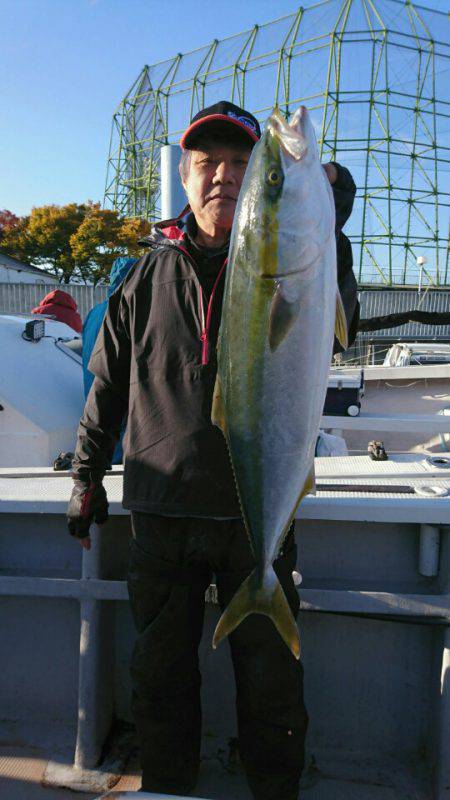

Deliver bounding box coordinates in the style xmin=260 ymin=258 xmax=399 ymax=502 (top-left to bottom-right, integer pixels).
xmin=267 ymin=106 xmax=335 ymax=278
xmin=234 ymin=106 xmax=334 ymax=284
xmin=232 ymin=106 xmax=335 ymax=285
xmin=230 ymin=106 xmax=335 ymax=295
xmin=269 ymin=105 xmax=318 ymax=165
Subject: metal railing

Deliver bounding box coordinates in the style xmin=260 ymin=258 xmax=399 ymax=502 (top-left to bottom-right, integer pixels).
xmin=0 ymin=283 xmax=108 ymax=322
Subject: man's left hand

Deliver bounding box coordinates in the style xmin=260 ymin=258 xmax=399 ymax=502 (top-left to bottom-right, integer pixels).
xmin=323 ymin=163 xmax=338 ymax=184
xmin=67 ymin=478 xmax=109 ymax=549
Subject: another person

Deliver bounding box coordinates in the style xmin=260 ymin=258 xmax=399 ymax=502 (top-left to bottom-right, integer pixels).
xmin=67 ymin=101 xmax=358 ymax=799
xmin=32 ymin=289 xmax=82 ymax=334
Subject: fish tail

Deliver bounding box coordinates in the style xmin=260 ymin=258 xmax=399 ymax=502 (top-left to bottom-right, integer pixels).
xmin=212 ymin=565 xmax=300 ymax=660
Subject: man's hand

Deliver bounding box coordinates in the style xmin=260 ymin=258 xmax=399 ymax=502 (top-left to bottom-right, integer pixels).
xmin=323 ymin=162 xmax=338 ymax=185
xmin=67 ymin=479 xmax=109 ymax=550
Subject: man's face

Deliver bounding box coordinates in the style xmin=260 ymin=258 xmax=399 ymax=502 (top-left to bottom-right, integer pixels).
xmin=181 ymin=140 xmax=252 ymax=235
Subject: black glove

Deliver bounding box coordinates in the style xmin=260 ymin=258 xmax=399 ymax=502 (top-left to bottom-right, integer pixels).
xmin=67 ymin=479 xmax=108 ymax=539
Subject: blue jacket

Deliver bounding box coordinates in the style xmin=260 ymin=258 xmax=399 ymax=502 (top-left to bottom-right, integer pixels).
xmin=82 ymin=257 xmax=136 ymax=462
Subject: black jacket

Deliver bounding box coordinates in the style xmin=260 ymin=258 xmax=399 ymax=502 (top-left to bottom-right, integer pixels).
xmin=72 ymin=164 xmax=358 ymax=516
xmin=332 ymin=163 xmax=359 ymax=351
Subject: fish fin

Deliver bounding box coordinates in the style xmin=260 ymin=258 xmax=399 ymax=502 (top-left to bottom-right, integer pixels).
xmin=213 ymin=565 xmax=300 ymax=660
xmin=211 ymin=373 xmax=227 ymax=435
xmin=335 ymin=291 xmax=348 ymax=351
xmin=268 ymin=283 xmax=301 ymax=352
xmin=301 ymin=462 xmax=316 ymax=500
xmin=293 ymin=462 xmax=316 ymax=518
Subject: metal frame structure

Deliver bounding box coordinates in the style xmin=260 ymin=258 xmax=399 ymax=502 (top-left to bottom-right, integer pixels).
xmin=104 ymin=0 xmax=449 ymax=286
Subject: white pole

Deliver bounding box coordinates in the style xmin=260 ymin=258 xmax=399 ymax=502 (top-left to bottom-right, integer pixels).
xmin=160 ymin=145 xmax=186 ymax=221
xmin=416 ymin=255 xmax=427 ymax=295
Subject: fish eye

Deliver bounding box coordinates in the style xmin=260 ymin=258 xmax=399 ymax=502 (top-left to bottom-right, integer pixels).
xmin=266 ymin=168 xmax=282 ymax=187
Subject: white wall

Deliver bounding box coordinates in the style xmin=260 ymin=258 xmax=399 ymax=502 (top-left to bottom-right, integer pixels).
xmin=0 ymin=265 xmax=58 ymax=284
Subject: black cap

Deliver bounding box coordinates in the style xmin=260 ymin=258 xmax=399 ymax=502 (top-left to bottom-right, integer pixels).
xmin=180 ymin=100 xmax=261 ymax=150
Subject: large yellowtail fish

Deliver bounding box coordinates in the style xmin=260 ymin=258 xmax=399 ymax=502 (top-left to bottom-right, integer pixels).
xmin=212 ymin=106 xmax=347 ymax=659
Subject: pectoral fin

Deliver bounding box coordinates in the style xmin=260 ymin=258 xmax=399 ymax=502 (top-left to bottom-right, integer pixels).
xmin=269 ymin=283 xmax=301 ymax=351
xmin=211 ymin=373 xmax=227 ymax=435
xmin=335 ymin=291 xmax=348 ymax=351
xmin=301 ymin=462 xmax=316 ymax=501
xmin=294 ymin=462 xmax=316 ymax=514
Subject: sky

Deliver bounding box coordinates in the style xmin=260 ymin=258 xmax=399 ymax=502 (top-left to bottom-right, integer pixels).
xmin=1 ymin=0 xmax=447 ymax=218
xmin=2 ymin=0 xmax=313 ymax=216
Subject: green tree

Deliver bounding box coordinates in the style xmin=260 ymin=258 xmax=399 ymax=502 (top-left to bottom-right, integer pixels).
xmin=70 ymin=206 xmax=123 ymax=285
xmin=2 ymin=203 xmax=88 ymax=283
xmin=70 ymin=206 xmax=152 ymax=284
xmin=1 ymin=202 xmax=151 ymax=284
xmin=116 ymin=216 xmax=152 ymax=256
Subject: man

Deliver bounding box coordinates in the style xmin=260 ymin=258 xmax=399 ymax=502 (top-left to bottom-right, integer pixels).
xmin=67 ymin=101 xmax=358 ymax=799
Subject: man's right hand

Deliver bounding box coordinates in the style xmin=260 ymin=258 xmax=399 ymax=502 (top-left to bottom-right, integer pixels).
xmin=67 ymin=479 xmax=109 ymax=550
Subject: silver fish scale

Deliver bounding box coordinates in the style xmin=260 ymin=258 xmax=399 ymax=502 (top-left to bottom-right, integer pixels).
xmin=216 ymin=111 xmax=337 ymax=568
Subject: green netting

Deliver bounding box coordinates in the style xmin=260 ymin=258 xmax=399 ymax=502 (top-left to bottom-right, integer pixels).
xmin=104 ymin=0 xmax=450 ymax=286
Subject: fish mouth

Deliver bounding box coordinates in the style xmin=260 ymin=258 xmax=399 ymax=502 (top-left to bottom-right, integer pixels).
xmin=266 ymin=107 xmax=307 ymax=161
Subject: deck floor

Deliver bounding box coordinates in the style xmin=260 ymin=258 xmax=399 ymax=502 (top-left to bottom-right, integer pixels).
xmin=0 ymin=746 xmax=431 ymax=800
xmin=0 ymin=746 xmax=140 ymax=800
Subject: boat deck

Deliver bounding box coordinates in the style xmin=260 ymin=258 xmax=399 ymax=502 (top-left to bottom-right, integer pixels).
xmin=0 ymin=746 xmax=140 ymax=800
xmin=0 ymin=744 xmax=432 ymax=800
xmin=1 ymin=453 xmax=447 ymax=800
xmin=1 ymin=452 xmax=450 ymax=522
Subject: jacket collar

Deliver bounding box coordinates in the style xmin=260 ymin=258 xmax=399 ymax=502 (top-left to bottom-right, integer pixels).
xmin=138 ymin=204 xmax=191 ymax=248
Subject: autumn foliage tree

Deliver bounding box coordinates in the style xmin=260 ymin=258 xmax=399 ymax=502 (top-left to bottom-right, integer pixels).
xmin=1 ymin=202 xmax=151 ymax=285
xmin=0 ymin=209 xmax=20 ymax=236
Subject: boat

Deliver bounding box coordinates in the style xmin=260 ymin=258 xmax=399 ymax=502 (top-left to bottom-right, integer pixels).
xmin=0 ymin=453 xmax=449 ymax=799
xmin=326 ymin=347 xmax=450 ymax=455
xmin=382 ymin=343 xmax=450 ymax=368
xmin=1 ymin=316 xmax=449 ymax=800
xmin=0 ymin=313 xmax=84 ymax=468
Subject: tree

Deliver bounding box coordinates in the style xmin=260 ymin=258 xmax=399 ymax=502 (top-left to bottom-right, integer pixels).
xmin=0 ymin=209 xmax=20 ymax=239
xmin=70 ymin=206 xmax=151 ymax=285
xmin=1 ymin=202 xmax=151 ymax=284
xmin=70 ymin=206 xmax=123 ymax=285
xmin=116 ymin=216 xmax=152 ymax=256
xmin=2 ymin=203 xmax=88 ymax=282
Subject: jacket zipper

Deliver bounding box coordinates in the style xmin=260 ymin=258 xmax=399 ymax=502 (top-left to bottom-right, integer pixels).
xmin=171 ymin=241 xmax=228 ymax=366
xmin=200 ymin=259 xmax=228 ymax=364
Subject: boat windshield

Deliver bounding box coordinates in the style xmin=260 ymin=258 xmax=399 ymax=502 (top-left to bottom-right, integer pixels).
xmin=61 ymin=337 xmax=82 ymax=357
xmin=54 ymin=337 xmax=83 ymax=364
xmin=383 ymin=343 xmax=450 ymax=367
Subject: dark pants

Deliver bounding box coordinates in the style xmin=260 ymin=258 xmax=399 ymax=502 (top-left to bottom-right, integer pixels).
xmin=127 ymin=512 xmax=308 ymax=800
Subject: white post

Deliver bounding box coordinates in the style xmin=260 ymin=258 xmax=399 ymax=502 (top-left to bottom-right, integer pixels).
xmin=418 ymin=266 xmax=423 ymax=294
xmin=436 ymin=526 xmax=450 ymax=799
xmin=160 ymin=145 xmax=186 ymax=221
xmin=416 ymin=255 xmax=427 ymax=295
xmin=74 ymin=526 xmax=114 ymax=770
xmin=419 ymin=524 xmax=440 ymax=577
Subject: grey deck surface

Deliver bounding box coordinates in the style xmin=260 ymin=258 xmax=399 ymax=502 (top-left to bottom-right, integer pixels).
xmin=0 ymin=746 xmax=431 ymax=800
xmin=0 ymin=746 xmax=139 ymax=800
xmin=2 ymin=455 xmax=450 ymax=524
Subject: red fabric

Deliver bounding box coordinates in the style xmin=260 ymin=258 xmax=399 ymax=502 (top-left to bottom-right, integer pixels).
xmin=161 ymin=225 xmax=186 ymax=241
xmin=201 ymin=259 xmax=228 ymax=364
xmin=31 ymin=289 xmax=82 ymax=334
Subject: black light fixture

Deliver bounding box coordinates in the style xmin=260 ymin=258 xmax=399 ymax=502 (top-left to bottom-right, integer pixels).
xmin=23 ymin=319 xmax=45 ymax=342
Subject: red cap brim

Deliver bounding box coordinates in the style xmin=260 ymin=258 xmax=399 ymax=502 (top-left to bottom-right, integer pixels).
xmin=180 ymin=114 xmax=259 ymax=150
